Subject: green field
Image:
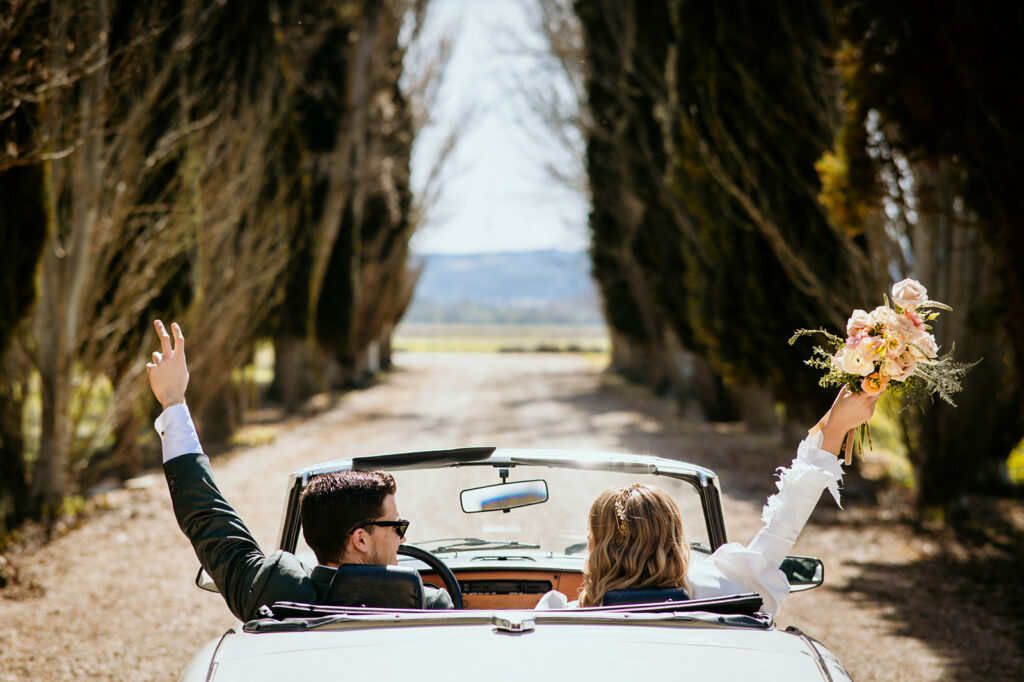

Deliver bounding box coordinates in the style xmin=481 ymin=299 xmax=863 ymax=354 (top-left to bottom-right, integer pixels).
xmin=393 ymin=323 xmax=610 ymax=353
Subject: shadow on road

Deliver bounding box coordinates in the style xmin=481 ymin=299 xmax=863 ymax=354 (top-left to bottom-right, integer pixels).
xmin=838 ymin=544 xmax=1024 ymax=681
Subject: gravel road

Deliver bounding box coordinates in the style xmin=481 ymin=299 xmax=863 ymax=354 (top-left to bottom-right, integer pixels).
xmin=1 ymin=352 xmax=1021 ymax=680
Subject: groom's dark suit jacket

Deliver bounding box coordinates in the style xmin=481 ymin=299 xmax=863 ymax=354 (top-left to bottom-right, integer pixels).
xmin=164 ymin=453 xmax=452 ymax=621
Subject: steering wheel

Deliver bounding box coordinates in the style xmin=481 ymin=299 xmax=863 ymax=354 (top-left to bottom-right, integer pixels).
xmin=399 ymin=544 xmax=463 ymax=609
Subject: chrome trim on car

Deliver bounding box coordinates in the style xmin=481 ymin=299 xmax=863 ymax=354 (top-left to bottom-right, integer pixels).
xmin=492 ymin=614 xmax=535 ymax=633
xmin=242 ymin=605 xmax=773 ymax=634
xmin=205 ymin=629 xmax=234 ymax=682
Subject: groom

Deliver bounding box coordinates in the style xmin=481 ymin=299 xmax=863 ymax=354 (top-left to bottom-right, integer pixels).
xmin=146 ymin=319 xmax=454 ymax=620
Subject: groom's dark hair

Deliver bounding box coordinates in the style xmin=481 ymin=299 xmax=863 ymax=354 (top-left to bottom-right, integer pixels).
xmin=300 ymin=470 xmax=396 ymax=565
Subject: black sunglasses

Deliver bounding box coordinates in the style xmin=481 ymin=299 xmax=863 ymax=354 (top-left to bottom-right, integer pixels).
xmin=351 ymin=519 xmax=410 ymax=538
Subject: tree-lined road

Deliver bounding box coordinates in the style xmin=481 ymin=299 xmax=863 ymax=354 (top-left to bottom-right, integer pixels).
xmin=1 ymin=352 xmax=1020 ymax=680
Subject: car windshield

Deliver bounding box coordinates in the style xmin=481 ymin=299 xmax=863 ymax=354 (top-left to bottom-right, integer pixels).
xmin=293 ymin=463 xmax=711 ymax=563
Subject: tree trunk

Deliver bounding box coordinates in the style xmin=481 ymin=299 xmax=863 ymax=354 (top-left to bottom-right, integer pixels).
xmin=728 ymin=384 xmax=778 ymax=434
xmin=904 ymin=159 xmax=1020 ymax=516
xmin=31 ymin=342 xmax=72 ymax=514
xmin=31 ymin=154 xmax=71 ymax=514
xmin=362 ymin=340 xmax=381 ymax=377
xmin=379 ymin=326 xmax=393 ymax=370
xmin=0 ymin=98 xmax=48 ymax=531
xmin=689 ymin=354 xmax=738 ymax=422
xmin=112 ymin=407 xmax=142 ymax=480
xmin=0 ymin=353 xmax=29 ymax=535
xmin=198 ymin=384 xmax=238 ymax=447
xmin=272 ymin=335 xmax=327 ymax=413
xmin=30 ymin=0 xmax=111 ymax=516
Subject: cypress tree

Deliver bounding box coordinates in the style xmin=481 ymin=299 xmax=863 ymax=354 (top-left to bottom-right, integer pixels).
xmin=0 ymin=100 xmax=48 ymax=534
xmin=826 ymin=0 xmax=1024 ymax=511
xmin=663 ymin=0 xmax=869 ymax=425
xmin=575 ymin=0 xmax=709 ymax=402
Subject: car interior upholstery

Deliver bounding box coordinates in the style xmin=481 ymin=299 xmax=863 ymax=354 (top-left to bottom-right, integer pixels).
xmin=601 ymin=586 xmax=691 ymax=606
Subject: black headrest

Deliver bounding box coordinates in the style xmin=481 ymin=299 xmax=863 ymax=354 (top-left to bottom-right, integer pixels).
xmin=602 ymin=586 xmax=690 ymax=606
xmin=323 ymin=564 xmax=425 ymax=609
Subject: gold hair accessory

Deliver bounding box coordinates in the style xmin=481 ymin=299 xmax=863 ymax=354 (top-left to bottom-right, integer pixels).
xmin=613 ymin=484 xmax=644 ymax=537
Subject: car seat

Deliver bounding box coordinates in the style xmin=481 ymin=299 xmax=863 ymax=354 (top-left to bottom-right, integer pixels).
xmin=601 ymin=586 xmax=690 ymax=606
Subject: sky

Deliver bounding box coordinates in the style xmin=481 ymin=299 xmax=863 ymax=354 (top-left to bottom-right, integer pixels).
xmin=409 ymin=0 xmax=589 ymax=255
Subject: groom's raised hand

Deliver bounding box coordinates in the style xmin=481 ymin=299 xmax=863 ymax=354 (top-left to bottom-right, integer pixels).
xmin=146 ymin=319 xmax=189 ymax=410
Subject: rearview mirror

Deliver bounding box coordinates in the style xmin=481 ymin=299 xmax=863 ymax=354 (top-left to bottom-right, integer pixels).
xmin=196 ymin=567 xmax=219 ymax=593
xmin=780 ymin=555 xmax=824 ymax=592
xmin=461 ymin=479 xmax=548 ymax=513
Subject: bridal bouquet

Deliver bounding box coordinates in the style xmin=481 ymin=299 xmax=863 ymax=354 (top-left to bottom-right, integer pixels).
xmin=790 ymin=278 xmax=976 ymax=462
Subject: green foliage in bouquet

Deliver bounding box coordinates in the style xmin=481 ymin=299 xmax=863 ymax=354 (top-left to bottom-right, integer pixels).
xmin=789 ymin=279 xmax=978 ymax=462
xmin=789 ymin=328 xmax=977 ymax=411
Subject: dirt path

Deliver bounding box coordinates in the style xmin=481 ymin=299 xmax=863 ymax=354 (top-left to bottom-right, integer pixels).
xmin=2 ymin=352 xmax=1022 ymax=680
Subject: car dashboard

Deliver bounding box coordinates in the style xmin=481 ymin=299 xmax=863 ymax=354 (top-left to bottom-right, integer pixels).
xmin=420 ymin=568 xmax=583 ymax=609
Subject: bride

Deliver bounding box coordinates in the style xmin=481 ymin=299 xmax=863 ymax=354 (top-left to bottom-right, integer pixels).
xmin=536 ymin=387 xmax=877 ymax=614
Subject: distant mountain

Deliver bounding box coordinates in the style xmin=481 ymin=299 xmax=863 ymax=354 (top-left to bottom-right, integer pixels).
xmin=404 ymin=250 xmax=605 ymax=325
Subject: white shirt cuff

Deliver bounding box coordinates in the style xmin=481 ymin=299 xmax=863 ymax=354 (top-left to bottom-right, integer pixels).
xmin=154 ymin=403 xmax=203 ymax=463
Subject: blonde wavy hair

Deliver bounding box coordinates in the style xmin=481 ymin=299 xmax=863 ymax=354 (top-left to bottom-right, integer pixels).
xmin=577 ymin=483 xmax=691 ymax=607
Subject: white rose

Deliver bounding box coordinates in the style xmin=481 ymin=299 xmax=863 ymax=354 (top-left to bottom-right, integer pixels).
xmin=892 ymin=278 xmax=929 ymax=310
xmin=841 ymin=347 xmax=875 ymax=376
xmin=832 ymin=349 xmax=846 ymax=373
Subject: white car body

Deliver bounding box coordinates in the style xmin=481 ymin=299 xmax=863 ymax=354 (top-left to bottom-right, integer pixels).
xmin=180 ymin=447 xmax=852 ymax=681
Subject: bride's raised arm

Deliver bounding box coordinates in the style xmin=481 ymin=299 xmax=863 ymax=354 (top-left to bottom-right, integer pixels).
xmin=688 ymin=387 xmax=878 ymax=614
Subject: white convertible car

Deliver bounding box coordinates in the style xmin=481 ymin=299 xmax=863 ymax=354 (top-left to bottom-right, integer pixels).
xmin=181 ymin=447 xmax=852 ymax=681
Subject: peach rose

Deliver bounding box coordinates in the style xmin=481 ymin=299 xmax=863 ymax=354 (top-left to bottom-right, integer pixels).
xmin=846 ymin=309 xmax=874 ymax=338
xmin=858 ymin=334 xmax=886 ymax=361
xmin=900 ymin=353 xmax=919 ymax=380
xmin=887 ymin=312 xmax=917 ymax=339
xmin=881 ymin=353 xmax=917 ymax=382
xmin=907 ymin=331 xmax=939 ymax=360
xmin=880 ymin=356 xmax=899 ymax=380
xmin=892 ymin=278 xmax=928 ymax=310
xmin=870 ymin=305 xmax=900 ymax=330
xmin=883 ymin=333 xmax=905 ymax=356
xmin=861 ymin=372 xmax=889 ymax=396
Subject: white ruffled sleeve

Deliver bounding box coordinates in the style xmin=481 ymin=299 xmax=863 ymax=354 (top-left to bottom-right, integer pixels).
xmin=688 ymin=431 xmax=844 ymax=616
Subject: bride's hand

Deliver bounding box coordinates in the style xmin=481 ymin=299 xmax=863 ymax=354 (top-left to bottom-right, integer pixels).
xmin=819 ymin=388 xmax=878 ymax=456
